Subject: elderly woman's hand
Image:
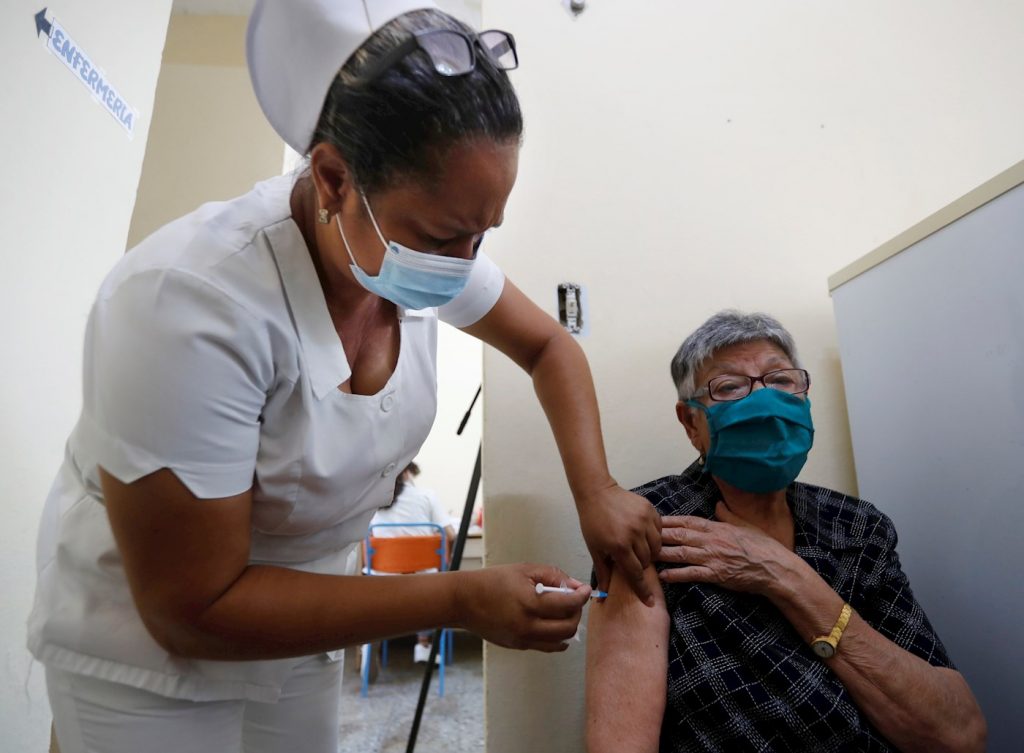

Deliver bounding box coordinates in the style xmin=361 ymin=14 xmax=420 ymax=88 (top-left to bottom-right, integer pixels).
xmin=658 ymin=502 xmax=802 ymax=595
xmin=579 ymin=484 xmax=663 ymax=606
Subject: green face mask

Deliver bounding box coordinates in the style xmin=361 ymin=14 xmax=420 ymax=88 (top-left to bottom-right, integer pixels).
xmin=686 ymin=388 xmax=814 ymax=493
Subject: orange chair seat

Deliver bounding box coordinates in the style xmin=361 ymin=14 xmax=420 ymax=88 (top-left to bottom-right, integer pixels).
xmin=365 ymin=534 xmax=444 ymax=574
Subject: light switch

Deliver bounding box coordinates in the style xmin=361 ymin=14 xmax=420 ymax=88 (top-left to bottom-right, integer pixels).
xmin=557 ymin=282 xmax=587 ymax=335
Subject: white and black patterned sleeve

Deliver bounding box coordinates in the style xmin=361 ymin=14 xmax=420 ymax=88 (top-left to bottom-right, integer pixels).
xmin=856 ymin=512 xmax=954 ymax=668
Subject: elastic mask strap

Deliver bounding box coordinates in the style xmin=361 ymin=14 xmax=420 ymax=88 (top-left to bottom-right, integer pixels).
xmin=334 ymin=212 xmax=363 ymax=270
xmin=685 ymin=399 xmax=708 ymax=414
xmin=360 ymin=191 xmax=390 ymax=249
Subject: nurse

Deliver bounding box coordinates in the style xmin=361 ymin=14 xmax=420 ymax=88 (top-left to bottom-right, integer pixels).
xmin=29 ymin=1 xmax=660 ymax=751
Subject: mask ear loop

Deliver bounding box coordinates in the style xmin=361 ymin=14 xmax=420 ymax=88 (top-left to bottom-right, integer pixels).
xmin=334 ymin=212 xmax=363 ymax=270
xmin=336 ymin=189 xmax=389 ymax=272
xmin=359 ymin=190 xmax=390 ymax=249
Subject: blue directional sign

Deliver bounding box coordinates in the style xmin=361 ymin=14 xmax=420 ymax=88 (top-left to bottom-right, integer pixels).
xmin=35 ymin=7 xmax=139 ymax=137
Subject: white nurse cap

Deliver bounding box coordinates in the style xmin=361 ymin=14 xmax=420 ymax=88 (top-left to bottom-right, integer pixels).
xmin=247 ymin=0 xmax=439 ymax=154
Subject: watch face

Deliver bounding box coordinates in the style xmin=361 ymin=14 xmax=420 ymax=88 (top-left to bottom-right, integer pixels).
xmin=812 ymin=641 xmax=835 ymax=659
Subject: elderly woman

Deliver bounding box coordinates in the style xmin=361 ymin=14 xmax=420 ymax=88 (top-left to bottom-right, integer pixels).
xmin=586 ymin=311 xmax=986 ymax=753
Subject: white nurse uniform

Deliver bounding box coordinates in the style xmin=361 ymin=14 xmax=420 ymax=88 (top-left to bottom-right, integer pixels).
xmin=27 ymin=172 xmax=504 ymax=704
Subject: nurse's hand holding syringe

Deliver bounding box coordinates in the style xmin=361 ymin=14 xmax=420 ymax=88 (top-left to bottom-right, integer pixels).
xmin=452 ymin=564 xmax=593 ymax=652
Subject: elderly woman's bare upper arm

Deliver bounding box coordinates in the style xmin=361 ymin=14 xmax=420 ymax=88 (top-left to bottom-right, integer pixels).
xmin=585 ymin=566 xmax=669 ymax=753
xmin=590 ymin=565 xmax=667 ymax=630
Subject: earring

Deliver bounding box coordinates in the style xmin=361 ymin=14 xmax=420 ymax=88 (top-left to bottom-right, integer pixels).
xmin=697 ymin=452 xmax=706 ymax=467
xmin=317 ymin=208 xmax=330 ymax=224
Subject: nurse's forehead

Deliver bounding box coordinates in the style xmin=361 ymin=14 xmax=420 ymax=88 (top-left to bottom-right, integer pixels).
xmin=390 ymin=171 xmax=514 ymax=234
xmin=426 ymin=140 xmax=516 ymax=206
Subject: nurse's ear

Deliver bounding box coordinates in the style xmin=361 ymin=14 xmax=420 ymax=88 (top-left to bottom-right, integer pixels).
xmin=308 ymin=141 xmax=355 ymax=218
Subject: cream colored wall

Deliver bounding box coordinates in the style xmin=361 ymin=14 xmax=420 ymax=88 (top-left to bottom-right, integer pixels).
xmin=0 ymin=2 xmax=172 ymax=749
xmin=479 ymin=2 xmax=1024 ymax=751
xmin=127 ymin=15 xmax=283 ymax=248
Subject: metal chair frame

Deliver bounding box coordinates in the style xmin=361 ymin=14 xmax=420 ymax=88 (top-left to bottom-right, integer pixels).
xmin=360 ymin=522 xmax=452 ymax=697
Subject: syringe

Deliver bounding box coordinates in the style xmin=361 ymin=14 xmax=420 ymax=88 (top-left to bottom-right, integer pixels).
xmin=535 ymin=582 xmax=608 ymax=599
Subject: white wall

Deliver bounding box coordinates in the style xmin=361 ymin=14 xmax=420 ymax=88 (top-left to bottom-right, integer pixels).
xmin=478 ymin=2 xmax=1024 ymax=751
xmin=0 ymin=2 xmax=172 ymax=749
xmin=127 ymin=15 xmax=283 ymax=248
xmin=411 ymin=324 xmax=485 ymax=521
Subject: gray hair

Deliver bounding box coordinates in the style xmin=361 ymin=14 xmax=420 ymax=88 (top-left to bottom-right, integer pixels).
xmin=670 ymin=310 xmax=801 ymax=399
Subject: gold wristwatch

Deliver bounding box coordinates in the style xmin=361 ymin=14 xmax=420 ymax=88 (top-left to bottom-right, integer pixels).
xmin=811 ymin=603 xmax=852 ymax=659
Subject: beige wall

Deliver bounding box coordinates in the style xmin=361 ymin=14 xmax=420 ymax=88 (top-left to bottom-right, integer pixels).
xmin=127 ymin=15 xmax=283 ymax=249
xmin=0 ymin=2 xmax=173 ymax=749
xmin=478 ymin=1 xmax=1024 ymax=751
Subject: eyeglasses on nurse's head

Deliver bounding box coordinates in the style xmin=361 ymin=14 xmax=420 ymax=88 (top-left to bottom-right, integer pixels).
xmin=693 ymin=369 xmax=811 ymax=402
xmin=355 ymin=28 xmax=518 ymax=85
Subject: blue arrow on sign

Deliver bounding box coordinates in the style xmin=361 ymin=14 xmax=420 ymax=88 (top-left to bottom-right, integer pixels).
xmin=35 ymin=7 xmax=52 ymax=38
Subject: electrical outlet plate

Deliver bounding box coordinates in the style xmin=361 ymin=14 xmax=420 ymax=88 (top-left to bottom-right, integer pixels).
xmin=557 ymin=283 xmax=589 ymax=336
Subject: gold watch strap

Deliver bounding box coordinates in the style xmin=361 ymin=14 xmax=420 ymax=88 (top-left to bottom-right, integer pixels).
xmin=812 ymin=603 xmax=852 ymax=653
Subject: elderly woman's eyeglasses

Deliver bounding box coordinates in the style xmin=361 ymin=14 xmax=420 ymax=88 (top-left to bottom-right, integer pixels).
xmin=356 ymin=29 xmax=518 ymax=85
xmin=694 ymin=369 xmax=811 ymax=402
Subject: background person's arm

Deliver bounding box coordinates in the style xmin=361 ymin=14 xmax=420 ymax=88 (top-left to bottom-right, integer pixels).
xmin=660 ymin=504 xmax=986 ymax=753
xmin=103 ymin=467 xmax=590 ymax=661
xmin=585 ymin=566 xmax=668 ymax=753
xmin=463 ymin=280 xmax=662 ymax=604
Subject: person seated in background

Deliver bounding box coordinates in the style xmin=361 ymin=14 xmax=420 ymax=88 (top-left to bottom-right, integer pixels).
xmin=370 ymin=461 xmax=455 ymax=663
xmin=585 ymin=310 xmax=986 ymax=753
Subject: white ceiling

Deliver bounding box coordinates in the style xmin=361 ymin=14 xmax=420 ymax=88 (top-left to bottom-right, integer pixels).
xmin=171 ymin=0 xmax=481 ymax=26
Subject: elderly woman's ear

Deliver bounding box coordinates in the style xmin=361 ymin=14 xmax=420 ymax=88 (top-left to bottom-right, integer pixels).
xmin=676 ymin=401 xmax=705 ymax=450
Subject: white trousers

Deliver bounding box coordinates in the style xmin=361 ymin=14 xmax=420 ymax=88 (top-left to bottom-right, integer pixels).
xmin=46 ymin=654 xmax=343 ymax=753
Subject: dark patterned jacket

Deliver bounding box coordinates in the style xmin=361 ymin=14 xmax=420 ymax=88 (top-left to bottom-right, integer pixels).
xmin=635 ymin=462 xmax=952 ymax=753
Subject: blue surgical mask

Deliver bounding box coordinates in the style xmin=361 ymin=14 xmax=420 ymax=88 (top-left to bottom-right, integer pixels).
xmin=335 ymin=192 xmax=475 ymax=310
xmin=686 ymin=388 xmax=814 ymax=493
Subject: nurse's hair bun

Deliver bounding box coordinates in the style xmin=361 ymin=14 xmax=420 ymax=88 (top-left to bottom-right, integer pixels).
xmin=310 ymin=8 xmax=522 ymax=194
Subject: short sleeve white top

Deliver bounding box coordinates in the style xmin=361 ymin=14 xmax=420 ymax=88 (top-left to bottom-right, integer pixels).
xmin=27 ymin=174 xmax=504 ymax=703
xmin=370 ymin=482 xmax=455 ymax=538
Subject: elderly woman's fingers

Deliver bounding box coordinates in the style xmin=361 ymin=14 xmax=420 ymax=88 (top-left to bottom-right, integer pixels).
xmin=658 ymin=545 xmax=708 ymax=565
xmin=662 ymin=526 xmax=704 ymax=547
xmin=662 ymin=515 xmax=714 ymax=531
xmin=658 ymin=565 xmax=716 ymax=584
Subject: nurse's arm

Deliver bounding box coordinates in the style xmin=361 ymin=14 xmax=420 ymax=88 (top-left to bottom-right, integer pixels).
xmin=461 ymin=280 xmax=662 ymax=603
xmin=585 ymin=566 xmax=668 ymax=753
xmin=101 ymin=467 xmax=589 ymax=660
